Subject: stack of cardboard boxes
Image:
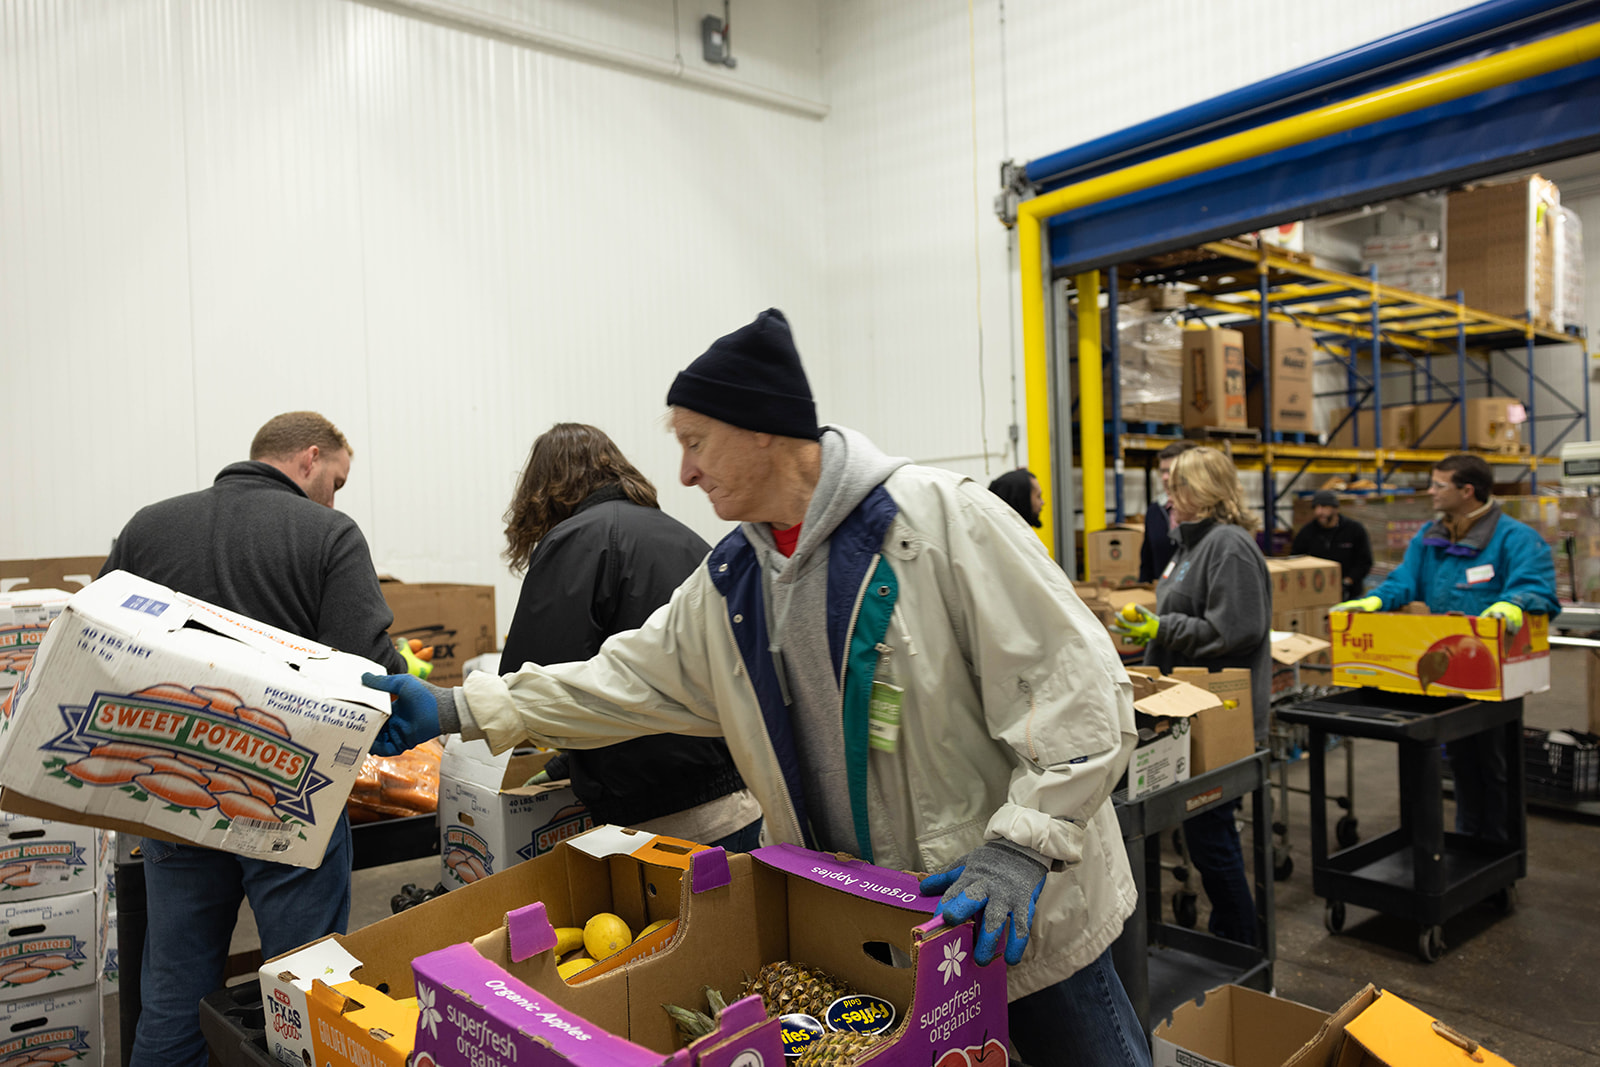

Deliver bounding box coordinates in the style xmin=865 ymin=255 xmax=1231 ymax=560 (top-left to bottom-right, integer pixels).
xmin=1328 ymin=398 xmax=1524 ymax=451
xmin=1448 ymin=174 xmax=1561 ymax=331
xmin=1266 ymin=556 xmax=1343 ymax=668
xmin=1360 ymin=231 xmax=1445 ymax=297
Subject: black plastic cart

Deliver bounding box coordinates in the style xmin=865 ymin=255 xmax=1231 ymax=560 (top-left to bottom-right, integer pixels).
xmin=1110 ymin=750 xmax=1274 ymax=1033
xmin=1276 ymin=688 xmax=1524 ymax=962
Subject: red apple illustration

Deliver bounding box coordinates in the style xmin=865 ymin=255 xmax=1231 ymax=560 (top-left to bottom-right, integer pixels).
xmin=967 ymin=1038 xmax=1008 ymax=1065
xmin=1418 ymin=633 xmax=1496 ymax=691
xmin=936 ymin=1051 xmax=971 ymax=1067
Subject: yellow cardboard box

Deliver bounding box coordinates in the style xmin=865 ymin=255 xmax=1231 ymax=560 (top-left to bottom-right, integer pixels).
xmin=1335 ymin=988 xmax=1514 ymax=1067
xmin=1329 ymin=611 xmax=1549 ymax=701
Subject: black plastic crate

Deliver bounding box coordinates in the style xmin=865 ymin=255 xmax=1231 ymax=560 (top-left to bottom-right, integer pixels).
xmin=1524 ymin=728 xmax=1600 ymax=799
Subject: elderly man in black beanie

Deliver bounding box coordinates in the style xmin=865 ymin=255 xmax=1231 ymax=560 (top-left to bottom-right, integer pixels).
xmin=365 ymin=309 xmax=1147 ymax=1067
xmin=1290 ymin=489 xmax=1373 ymax=601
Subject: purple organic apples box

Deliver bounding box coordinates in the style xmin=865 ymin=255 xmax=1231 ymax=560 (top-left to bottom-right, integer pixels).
xmin=411 ymin=843 xmax=1010 ymax=1066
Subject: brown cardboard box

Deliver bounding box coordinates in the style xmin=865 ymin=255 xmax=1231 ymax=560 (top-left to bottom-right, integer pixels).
xmin=0 ymin=557 xmax=106 ymax=594
xmin=1413 ymin=397 xmax=1524 ymax=450
xmin=1266 ymin=556 xmax=1342 ymax=611
xmin=1327 ymin=405 xmax=1415 ymax=450
xmin=1282 ymin=984 xmax=1379 ymax=1067
xmin=1124 ymin=671 xmax=1225 ymax=798
xmin=1086 ymin=523 xmax=1145 ymax=584
xmin=1241 ymin=320 xmax=1316 ymax=434
xmin=1152 ymin=983 xmax=1332 ymax=1067
xmin=1182 ymin=328 xmax=1248 ymax=430
xmin=1168 ymin=667 xmax=1255 ymax=772
xmin=379 ymin=580 xmax=497 ymax=688
xmin=1447 ymin=175 xmax=1560 ymax=328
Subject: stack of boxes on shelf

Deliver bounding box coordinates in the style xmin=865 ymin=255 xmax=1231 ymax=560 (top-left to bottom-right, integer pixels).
xmin=1448 ymin=174 xmax=1562 ymax=331
xmin=1328 ymin=397 xmax=1526 ymax=452
xmin=1360 ymin=231 xmax=1445 ymax=296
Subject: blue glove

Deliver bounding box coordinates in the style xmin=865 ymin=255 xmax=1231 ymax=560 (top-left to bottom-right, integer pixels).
xmin=919 ymin=840 xmax=1048 ymax=966
xmin=362 ymin=672 xmax=450 ymax=756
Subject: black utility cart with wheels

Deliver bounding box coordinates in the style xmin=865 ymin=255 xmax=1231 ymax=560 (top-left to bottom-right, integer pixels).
xmin=1276 ymin=688 xmax=1525 ymax=962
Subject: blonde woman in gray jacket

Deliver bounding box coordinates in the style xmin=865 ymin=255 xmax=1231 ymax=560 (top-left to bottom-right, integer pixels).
xmin=1114 ymin=446 xmax=1271 ymax=946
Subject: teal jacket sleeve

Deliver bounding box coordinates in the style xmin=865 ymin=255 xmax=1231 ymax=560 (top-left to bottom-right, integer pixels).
xmin=1495 ymin=523 xmax=1560 ymax=616
xmin=1368 ymin=531 xmax=1427 ymax=610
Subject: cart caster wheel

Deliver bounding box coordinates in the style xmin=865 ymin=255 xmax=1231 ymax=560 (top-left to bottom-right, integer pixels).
xmin=1417 ymin=925 xmax=1445 ymax=962
xmin=1324 ymin=901 xmax=1346 ymax=934
xmin=1274 ymin=853 xmax=1294 ymax=881
xmin=1172 ymin=865 xmax=1190 ymax=882
xmin=1173 ymin=891 xmax=1199 ymax=929
xmin=1271 ymin=820 xmax=1288 ymax=836
xmin=1491 ymin=887 xmax=1516 ymax=915
xmin=1336 ymin=815 xmax=1360 ymax=849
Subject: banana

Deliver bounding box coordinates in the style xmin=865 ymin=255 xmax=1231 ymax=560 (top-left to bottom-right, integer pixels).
xmin=554 ymin=926 xmax=586 ymax=956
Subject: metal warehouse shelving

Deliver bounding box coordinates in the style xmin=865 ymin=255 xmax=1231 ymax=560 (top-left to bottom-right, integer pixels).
xmin=1082 ymin=238 xmax=1588 ymax=531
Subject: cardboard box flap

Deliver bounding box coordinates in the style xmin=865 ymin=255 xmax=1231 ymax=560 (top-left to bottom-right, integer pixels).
xmin=267 ymin=936 xmax=363 ymax=990
xmin=1339 ymin=990 xmax=1514 ymax=1067
xmin=1273 ymin=631 xmax=1331 ymax=665
xmin=752 ymin=843 xmax=939 ymax=913
xmin=441 ymin=736 xmax=570 ymax=795
xmin=1130 ymin=675 xmax=1225 ymax=720
xmin=1284 ymin=983 xmax=1378 ymax=1067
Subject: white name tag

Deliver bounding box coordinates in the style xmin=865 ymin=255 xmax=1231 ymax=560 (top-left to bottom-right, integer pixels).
xmin=1161 ymin=559 xmax=1176 ymax=579
xmin=1465 ymin=563 xmax=1495 ymax=585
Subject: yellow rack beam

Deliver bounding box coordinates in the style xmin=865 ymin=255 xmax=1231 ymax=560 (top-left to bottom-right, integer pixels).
xmin=1119 ymin=434 xmax=1558 ymax=468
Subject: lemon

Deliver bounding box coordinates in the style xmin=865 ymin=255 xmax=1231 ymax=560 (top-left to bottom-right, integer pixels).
xmin=553 ymin=927 xmax=585 ymax=956
xmin=635 ymin=918 xmax=673 ymax=942
xmin=557 ymin=957 xmax=595 ymax=982
xmin=583 ymin=913 xmax=633 ymax=960
xmin=1121 ymin=603 xmax=1142 ymax=622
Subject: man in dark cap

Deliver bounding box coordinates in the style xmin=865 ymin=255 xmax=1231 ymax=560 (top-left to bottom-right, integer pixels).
xmin=1289 ymin=489 xmax=1373 ymax=600
xmin=366 ymin=309 xmax=1149 ymax=1067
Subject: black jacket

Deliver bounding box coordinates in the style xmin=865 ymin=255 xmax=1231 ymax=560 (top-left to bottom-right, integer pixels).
xmin=500 ymin=486 xmax=746 ymax=825
xmin=1290 ymin=514 xmax=1373 ymax=600
xmin=1139 ymin=498 xmax=1177 ymax=582
xmin=101 ymin=462 xmax=405 ymax=673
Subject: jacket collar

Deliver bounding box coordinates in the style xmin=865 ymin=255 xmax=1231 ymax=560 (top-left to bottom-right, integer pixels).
xmin=216 ymin=460 xmax=307 ymax=499
xmin=1176 ymin=516 xmax=1218 ymax=548
xmin=573 ymin=483 xmax=629 ymax=516
xmin=1419 ymin=501 xmax=1501 ymax=557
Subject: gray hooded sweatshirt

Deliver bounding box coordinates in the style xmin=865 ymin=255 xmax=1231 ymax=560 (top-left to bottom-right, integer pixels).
xmin=742 ymin=425 xmax=908 ymax=853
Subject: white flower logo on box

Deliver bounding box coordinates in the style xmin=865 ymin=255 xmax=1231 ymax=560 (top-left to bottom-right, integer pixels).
xmin=938 ymin=941 xmax=966 ymax=984
xmin=417 ymin=982 xmax=442 ymax=1039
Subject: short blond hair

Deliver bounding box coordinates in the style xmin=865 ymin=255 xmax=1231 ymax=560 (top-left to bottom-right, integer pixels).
xmin=249 ymin=412 xmax=352 ymax=461
xmin=1169 ymin=447 xmax=1260 ymax=531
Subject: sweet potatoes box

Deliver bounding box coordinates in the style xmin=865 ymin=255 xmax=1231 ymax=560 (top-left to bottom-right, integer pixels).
xmin=263 ymin=826 xmax=1009 ymax=1067
xmin=0 ymin=571 xmax=390 ymax=869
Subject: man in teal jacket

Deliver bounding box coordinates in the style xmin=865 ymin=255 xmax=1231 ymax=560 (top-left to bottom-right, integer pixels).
xmin=1335 ymin=453 xmax=1558 ymax=841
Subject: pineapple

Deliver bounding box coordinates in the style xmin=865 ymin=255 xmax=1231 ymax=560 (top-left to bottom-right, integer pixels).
xmin=796 ymin=1031 xmax=883 ymax=1066
xmin=742 ymin=961 xmax=853 ymax=1019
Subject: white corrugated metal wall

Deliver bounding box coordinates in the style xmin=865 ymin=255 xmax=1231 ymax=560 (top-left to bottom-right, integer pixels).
xmin=2 ymin=0 xmax=1500 ymax=635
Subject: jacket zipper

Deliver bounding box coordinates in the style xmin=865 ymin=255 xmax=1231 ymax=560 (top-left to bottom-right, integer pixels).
xmin=726 ymin=610 xmax=804 ymax=845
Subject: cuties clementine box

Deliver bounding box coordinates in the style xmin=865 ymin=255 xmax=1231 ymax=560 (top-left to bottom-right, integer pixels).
xmin=0 ymin=570 xmax=390 ymax=869
xmin=1329 ymin=610 xmax=1549 ymax=702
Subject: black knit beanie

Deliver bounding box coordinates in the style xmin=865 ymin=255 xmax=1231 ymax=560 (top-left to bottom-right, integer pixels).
xmin=666 ymin=309 xmax=820 ymax=440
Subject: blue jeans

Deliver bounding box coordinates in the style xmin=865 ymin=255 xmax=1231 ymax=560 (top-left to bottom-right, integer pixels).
xmin=1183 ymin=804 xmax=1256 ymax=946
xmin=1009 ymin=946 xmax=1150 ymax=1067
xmin=130 ymin=812 xmax=353 ymax=1067
xmin=708 ymin=818 xmax=763 ymax=852
xmin=1447 ymin=729 xmax=1509 ymax=843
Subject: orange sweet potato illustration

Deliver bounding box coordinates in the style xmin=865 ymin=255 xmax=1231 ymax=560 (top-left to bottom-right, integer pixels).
xmin=191 ymin=686 xmax=246 ymax=713
xmin=132 ymin=683 xmax=210 ymax=707
xmin=204 ymin=770 xmax=251 ymax=796
xmin=175 ymin=754 xmax=219 ymax=771
xmin=1 ymin=966 xmax=50 ymax=984
xmin=0 ymin=863 xmax=31 ymax=881
xmin=3 ymin=871 xmax=42 ymax=888
xmin=65 ymin=756 xmax=151 ymax=786
xmin=90 ymin=742 xmax=167 ymax=762
xmin=134 ymin=773 xmax=218 ymax=810
xmin=0 ymin=961 xmax=27 ymax=980
xmin=217 ymin=792 xmax=279 ymax=823
xmin=241 ymin=776 xmax=278 ymax=807
xmin=27 ymin=956 xmax=74 ymax=972
xmin=34 ymin=1051 xmax=79 ymax=1064
xmin=232 ymin=705 xmax=290 ymax=738
xmin=139 ymin=755 xmax=210 ymax=784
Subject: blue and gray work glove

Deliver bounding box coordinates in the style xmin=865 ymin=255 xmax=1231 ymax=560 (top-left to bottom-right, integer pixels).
xmin=361 ymin=672 xmax=456 ymax=756
xmin=919 ymin=840 xmax=1049 ymax=966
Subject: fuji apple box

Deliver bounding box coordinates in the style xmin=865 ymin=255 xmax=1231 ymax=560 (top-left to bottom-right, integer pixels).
xmin=0 ymin=571 xmax=390 ymax=869
xmin=1329 ymin=611 xmax=1549 ymax=701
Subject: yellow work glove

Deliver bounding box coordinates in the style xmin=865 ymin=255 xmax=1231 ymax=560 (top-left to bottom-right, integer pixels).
xmin=1480 ymin=601 xmax=1524 ymax=635
xmin=1110 ymin=603 xmax=1160 ymax=645
xmin=398 ymin=637 xmax=434 ymax=680
xmin=1332 ymin=595 xmax=1383 ymax=613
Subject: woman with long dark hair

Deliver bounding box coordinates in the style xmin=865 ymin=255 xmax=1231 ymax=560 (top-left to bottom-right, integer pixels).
xmin=501 ymin=423 xmax=761 ymax=849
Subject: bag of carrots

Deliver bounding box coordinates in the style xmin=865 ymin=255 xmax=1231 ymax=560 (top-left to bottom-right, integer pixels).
xmin=346 ymin=739 xmax=443 ymax=823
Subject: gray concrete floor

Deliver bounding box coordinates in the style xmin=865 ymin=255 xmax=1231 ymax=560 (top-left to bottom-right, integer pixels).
xmin=105 ymin=649 xmax=1600 ymax=1066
